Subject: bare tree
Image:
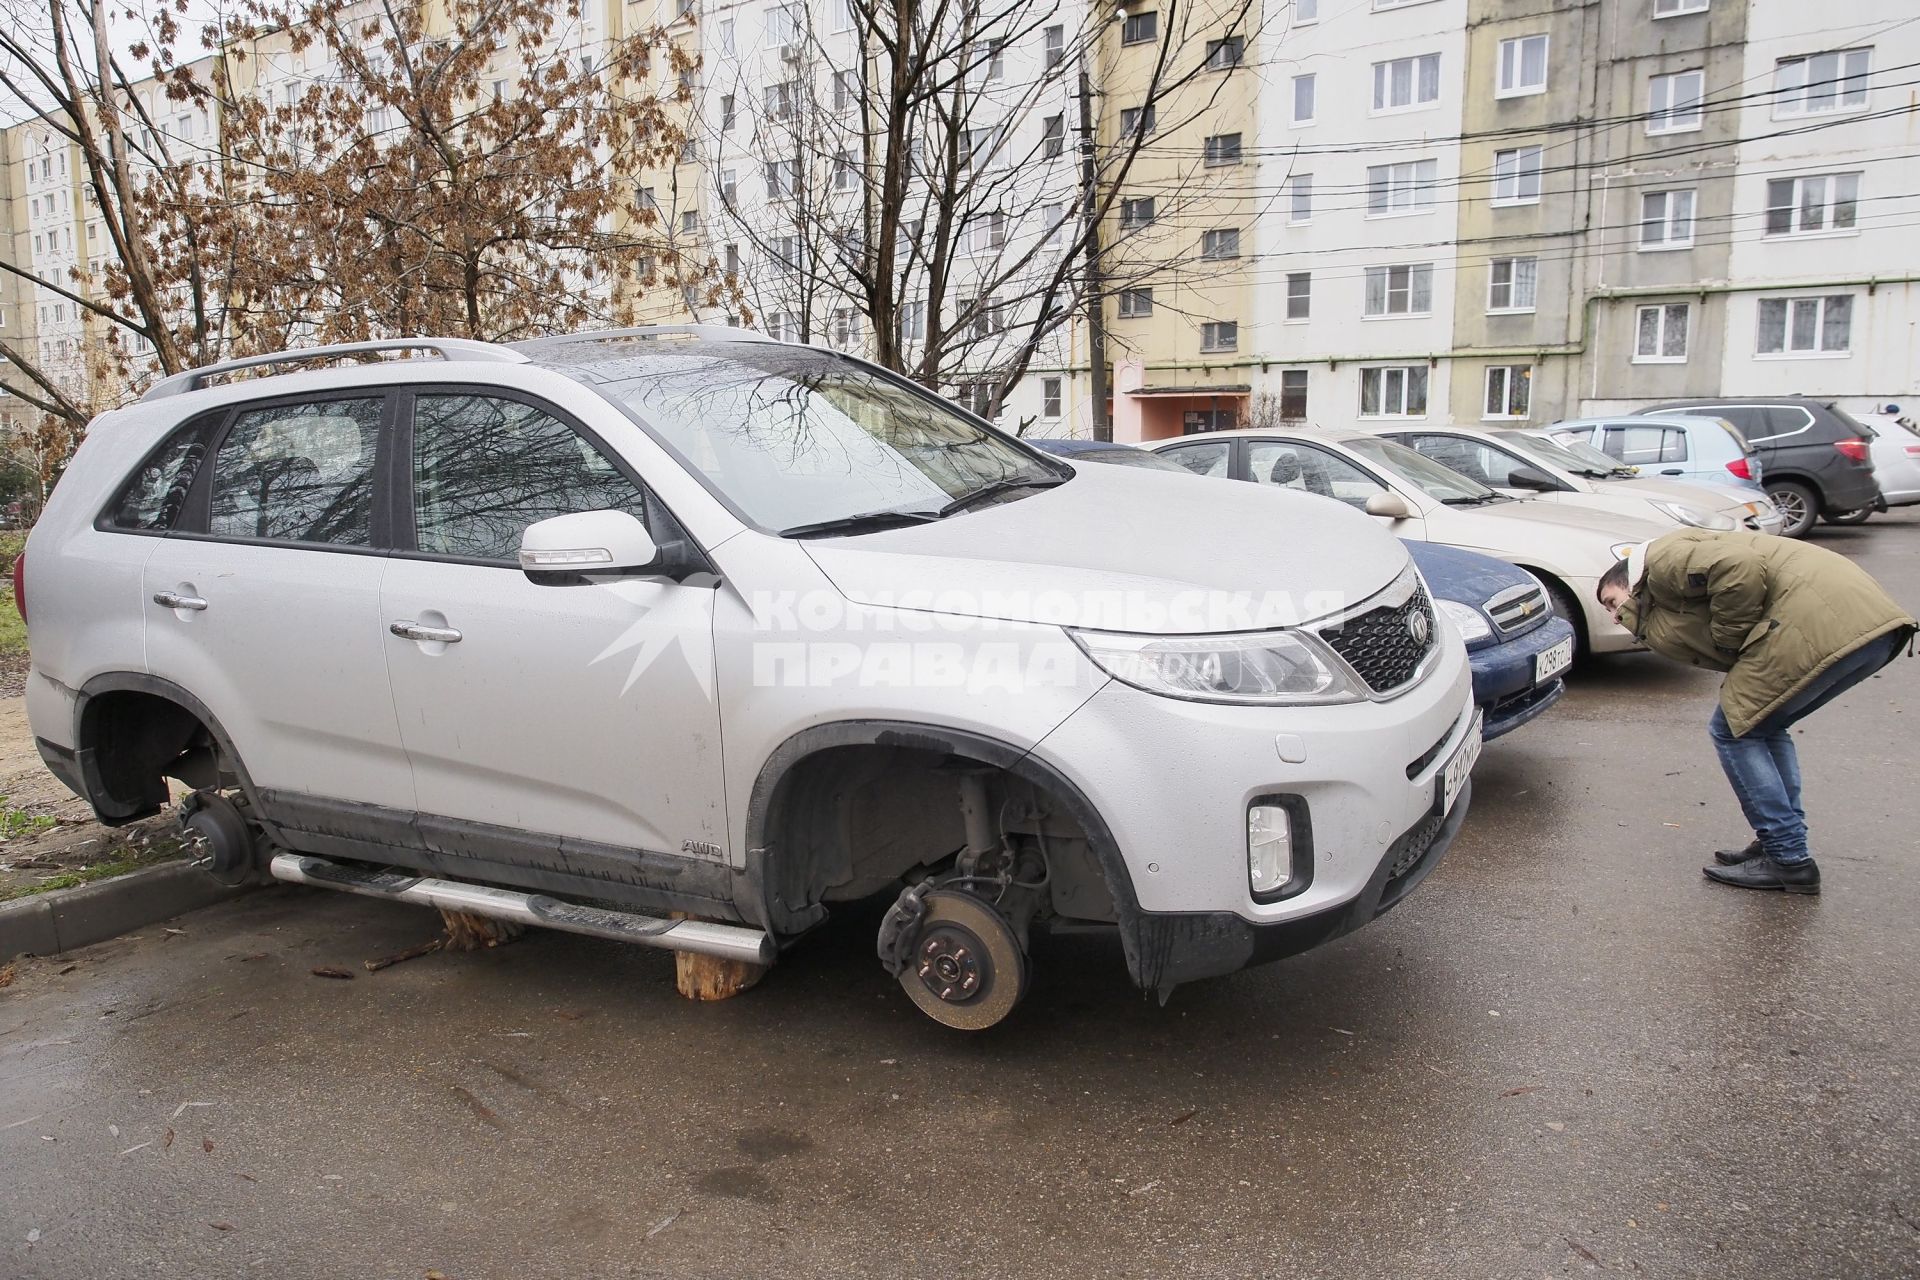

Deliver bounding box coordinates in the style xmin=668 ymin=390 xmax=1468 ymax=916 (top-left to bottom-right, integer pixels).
xmin=699 ymin=0 xmax=1266 ymax=422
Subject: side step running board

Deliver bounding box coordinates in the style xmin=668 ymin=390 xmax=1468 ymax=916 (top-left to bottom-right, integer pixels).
xmin=268 ymin=853 xmax=774 ymax=966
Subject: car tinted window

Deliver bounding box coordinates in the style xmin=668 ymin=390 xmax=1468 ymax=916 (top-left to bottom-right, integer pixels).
xmin=412 ymin=394 xmax=647 ymax=561
xmin=208 ymin=398 xmax=380 ymax=545
xmin=1250 ymin=441 xmax=1385 ymax=508
xmin=1763 ymin=406 xmax=1816 ymax=437
xmin=104 ymin=419 xmax=212 ymax=531
xmin=1158 ymin=440 xmax=1231 ymax=477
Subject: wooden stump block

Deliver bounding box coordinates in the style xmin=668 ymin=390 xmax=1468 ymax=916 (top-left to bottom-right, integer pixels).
xmin=672 ymin=912 xmax=768 ymax=1001
xmin=438 ymin=909 xmax=527 ymax=951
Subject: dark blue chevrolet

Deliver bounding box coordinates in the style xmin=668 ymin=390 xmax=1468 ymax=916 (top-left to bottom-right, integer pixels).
xmin=1029 ymin=439 xmax=1573 ymax=740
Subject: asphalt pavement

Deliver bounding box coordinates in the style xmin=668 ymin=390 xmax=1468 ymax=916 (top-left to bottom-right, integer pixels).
xmin=4 ymin=512 xmax=1918 ymax=1279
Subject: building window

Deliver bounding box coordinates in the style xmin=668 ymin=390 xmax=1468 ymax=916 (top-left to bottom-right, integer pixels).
xmin=1639 ymin=189 xmax=1695 ymax=249
xmin=765 ymin=80 xmax=797 ymax=119
xmin=719 ymin=168 xmax=738 ymax=204
xmin=1042 ymin=377 xmax=1063 ymax=418
xmin=1654 ymin=0 xmax=1708 ymax=14
xmin=1366 ymin=159 xmax=1437 ymax=215
xmin=834 ymin=71 xmax=856 ymax=110
xmin=834 ymin=151 xmax=858 ymax=191
xmin=962 ymin=126 xmax=1003 ymax=171
xmin=1203 ymin=133 xmax=1242 ymax=166
xmin=1119 ymin=105 xmax=1157 ymax=137
xmin=1043 ymin=114 xmax=1065 ymax=158
xmin=1765 ymin=173 xmax=1860 ymax=237
xmin=724 ymin=243 xmax=739 ymax=273
xmin=681 ymin=210 xmax=699 ymax=234
xmin=1279 ymin=369 xmax=1308 ymax=418
xmin=1200 ymin=321 xmax=1238 ymax=352
xmin=1372 ymin=54 xmax=1440 ymax=113
xmin=1201 ymin=227 xmax=1241 ymax=260
xmin=1486 ymin=257 xmax=1537 ymax=313
xmin=1363 ymin=264 xmax=1433 ymax=317
xmin=1287 ymin=174 xmax=1313 ymax=223
xmin=831 ymin=0 xmax=854 ymax=32
xmin=1757 ymin=295 xmax=1851 ymax=356
xmin=768 ymin=3 xmax=802 ymax=49
xmin=1042 ymin=205 xmax=1068 ymax=248
xmin=720 ymin=93 xmax=736 ymax=130
xmin=903 ymin=301 xmax=926 ymax=341
xmin=1119 ymin=197 xmax=1155 ymax=229
xmin=718 ymin=18 xmax=735 ymax=52
xmin=1045 ymin=25 xmax=1065 ymax=68
xmin=831 ymin=310 xmax=860 ymax=348
xmin=1292 ymin=74 xmax=1316 ymax=124
xmin=1285 ymin=272 xmax=1311 ymax=320
xmin=1491 ymin=146 xmax=1543 ymax=205
xmin=971 ymin=211 xmax=1007 ymax=250
xmin=1774 ymin=49 xmax=1870 ymax=118
xmin=1647 ymin=70 xmax=1704 ymax=134
xmin=1295 ymin=0 xmax=1318 ymax=21
xmin=1122 ymin=11 xmax=1158 ymax=44
xmin=1634 ymin=303 xmax=1691 ymax=362
xmin=1483 ymin=365 xmax=1531 ymax=419
xmin=968 ymin=39 xmax=1005 ymax=82
xmin=678 ymin=136 xmax=699 ymax=163
xmin=1496 ymin=35 xmax=1548 ymax=97
xmin=1206 ymin=37 xmax=1245 ymax=70
xmin=765 ymin=158 xmax=801 ymax=199
xmin=1360 ymin=366 xmax=1429 ymax=418
xmin=1118 ymin=288 xmax=1154 ymax=318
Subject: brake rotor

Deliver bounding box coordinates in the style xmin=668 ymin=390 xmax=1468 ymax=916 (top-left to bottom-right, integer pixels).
xmin=899 ymin=889 xmax=1027 ymax=1031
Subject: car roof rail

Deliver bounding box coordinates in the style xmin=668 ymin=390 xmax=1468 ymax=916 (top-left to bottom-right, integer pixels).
xmin=510 ymin=324 xmax=781 ymax=355
xmin=140 ymin=338 xmax=531 ymax=401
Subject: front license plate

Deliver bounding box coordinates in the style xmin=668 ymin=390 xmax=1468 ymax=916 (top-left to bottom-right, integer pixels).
xmin=1439 ymin=710 xmax=1483 ymax=814
xmin=1535 ymin=635 xmax=1575 ymax=683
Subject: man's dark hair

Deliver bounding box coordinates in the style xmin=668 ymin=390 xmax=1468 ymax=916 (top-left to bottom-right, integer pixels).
xmin=1596 ymin=558 xmax=1631 ymax=604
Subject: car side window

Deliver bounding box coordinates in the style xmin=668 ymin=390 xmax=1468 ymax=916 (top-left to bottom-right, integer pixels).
xmin=103 ymin=418 xmax=214 ymax=531
xmin=1608 ymin=425 xmax=1684 ymax=465
xmin=411 ymin=393 xmax=648 ymax=561
xmin=1249 ymin=441 xmax=1385 ymax=509
xmin=1710 ymin=407 xmax=1767 ymax=436
xmin=1763 ymin=406 xmax=1814 ymax=436
xmin=207 ymin=398 xmax=381 ymax=545
xmin=1159 ymin=441 xmax=1231 ymax=478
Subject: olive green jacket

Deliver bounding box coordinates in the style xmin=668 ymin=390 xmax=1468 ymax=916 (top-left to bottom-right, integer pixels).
xmin=1617 ymin=530 xmax=1915 ymax=737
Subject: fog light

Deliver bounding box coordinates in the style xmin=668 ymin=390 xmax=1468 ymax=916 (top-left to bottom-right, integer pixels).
xmin=1248 ymin=805 xmax=1294 ymax=895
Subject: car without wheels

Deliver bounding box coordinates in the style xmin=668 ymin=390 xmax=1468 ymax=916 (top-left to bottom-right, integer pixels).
xmin=18 ymin=330 xmax=1481 ymax=1029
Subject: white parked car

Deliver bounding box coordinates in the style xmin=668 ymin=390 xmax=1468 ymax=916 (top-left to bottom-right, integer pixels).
xmin=18 ymin=330 xmax=1481 ymax=1030
xmin=1144 ymin=428 xmax=1670 ymax=657
xmin=1357 ymin=424 xmax=1786 ymax=536
xmin=1851 ymin=413 xmax=1920 ymax=515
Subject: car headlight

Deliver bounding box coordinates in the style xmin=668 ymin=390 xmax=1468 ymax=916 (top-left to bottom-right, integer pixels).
xmin=1437 ymin=598 xmax=1492 ymax=644
xmin=1650 ymin=500 xmax=1736 ymax=531
xmin=1068 ymin=628 xmax=1364 ymax=705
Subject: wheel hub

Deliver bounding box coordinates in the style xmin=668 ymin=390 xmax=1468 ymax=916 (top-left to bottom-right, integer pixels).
xmin=916 ymin=927 xmax=985 ymax=1002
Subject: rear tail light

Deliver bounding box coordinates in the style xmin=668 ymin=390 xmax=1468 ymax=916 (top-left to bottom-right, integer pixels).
xmin=10 ymin=548 xmax=24 ymax=626
xmin=1725 ymin=457 xmax=1752 ymax=480
xmin=1835 ymin=439 xmax=1870 ymax=463
xmin=1905 ymin=445 xmax=1920 ymax=458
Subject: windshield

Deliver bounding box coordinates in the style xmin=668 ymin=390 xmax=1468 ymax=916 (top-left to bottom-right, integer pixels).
xmin=1342 ymin=436 xmax=1500 ymax=503
xmin=1544 ymin=432 xmax=1633 ymax=474
xmin=1492 ymin=429 xmax=1617 ymax=479
xmin=546 ymin=339 xmax=1061 ymax=533
xmin=1066 ymin=446 xmax=1191 ymax=473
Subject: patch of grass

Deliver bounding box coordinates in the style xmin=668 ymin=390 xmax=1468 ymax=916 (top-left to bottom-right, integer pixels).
xmin=0 ymin=805 xmax=56 ymax=840
xmin=0 ymin=836 xmax=187 ymax=903
xmin=0 ymin=529 xmax=24 ymax=658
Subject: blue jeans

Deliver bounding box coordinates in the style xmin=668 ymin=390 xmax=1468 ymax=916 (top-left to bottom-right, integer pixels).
xmin=1707 ymin=633 xmax=1903 ymax=864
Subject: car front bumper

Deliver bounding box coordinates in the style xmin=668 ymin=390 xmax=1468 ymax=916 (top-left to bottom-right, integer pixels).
xmin=1469 ymin=615 xmax=1575 ymax=740
xmin=1034 ymin=638 xmax=1478 ymax=992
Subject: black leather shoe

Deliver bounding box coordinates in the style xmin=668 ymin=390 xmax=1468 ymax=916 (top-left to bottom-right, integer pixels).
xmin=1703 ymin=856 xmax=1820 ymax=895
xmin=1714 ymin=839 xmax=1763 ymax=866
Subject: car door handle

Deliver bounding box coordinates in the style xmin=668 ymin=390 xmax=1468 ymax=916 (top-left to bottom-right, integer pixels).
xmin=152 ymin=590 xmax=208 ymax=611
xmin=389 ymin=620 xmax=463 ymax=644
xmin=1660 ymin=468 xmax=1683 ymax=475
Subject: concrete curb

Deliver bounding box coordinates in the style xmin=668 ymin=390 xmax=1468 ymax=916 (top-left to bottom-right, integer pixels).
xmin=0 ymin=861 xmax=248 ymax=963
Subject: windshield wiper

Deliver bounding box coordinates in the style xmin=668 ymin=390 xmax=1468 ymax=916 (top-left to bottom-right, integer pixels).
xmin=937 ymin=474 xmax=1067 ymax=516
xmin=1441 ymin=493 xmax=1505 ymax=506
xmin=778 ymin=507 xmax=942 ymax=539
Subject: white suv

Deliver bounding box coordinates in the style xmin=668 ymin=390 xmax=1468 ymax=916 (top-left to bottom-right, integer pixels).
xmin=20 ymin=330 xmax=1478 ymax=1029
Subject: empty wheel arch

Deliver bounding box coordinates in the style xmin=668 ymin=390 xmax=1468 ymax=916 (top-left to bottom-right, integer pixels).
xmin=73 ymin=674 xmax=268 ymax=829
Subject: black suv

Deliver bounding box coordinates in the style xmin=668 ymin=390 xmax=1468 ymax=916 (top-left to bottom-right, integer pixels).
xmin=1636 ymin=398 xmax=1883 ymax=538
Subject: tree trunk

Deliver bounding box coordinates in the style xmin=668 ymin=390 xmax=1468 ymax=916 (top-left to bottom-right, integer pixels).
xmin=672 ymin=913 xmax=767 ymax=1001
xmin=438 ymin=909 xmax=527 ymax=951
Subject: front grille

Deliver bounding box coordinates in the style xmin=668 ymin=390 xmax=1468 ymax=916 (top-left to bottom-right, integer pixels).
xmin=1485 ymin=582 xmax=1551 ymax=637
xmin=1318 ymin=576 xmax=1437 ymax=695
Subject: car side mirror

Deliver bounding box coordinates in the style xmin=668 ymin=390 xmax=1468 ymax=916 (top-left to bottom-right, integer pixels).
xmin=1507 ymin=465 xmax=1560 ymax=492
xmin=519 ymin=510 xmax=659 ymax=581
xmin=1364 ymin=491 xmax=1412 ymax=520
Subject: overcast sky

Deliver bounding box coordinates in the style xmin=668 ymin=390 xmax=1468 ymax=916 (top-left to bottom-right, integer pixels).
xmin=1 ymin=0 xmax=226 ymax=125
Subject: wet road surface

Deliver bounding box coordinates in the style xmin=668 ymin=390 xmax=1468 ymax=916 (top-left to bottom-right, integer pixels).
xmin=4 ymin=514 xmax=1918 ymax=1278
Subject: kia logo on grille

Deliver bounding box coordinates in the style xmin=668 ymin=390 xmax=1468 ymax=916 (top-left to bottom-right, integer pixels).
xmin=1408 ymin=609 xmax=1430 ymax=645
